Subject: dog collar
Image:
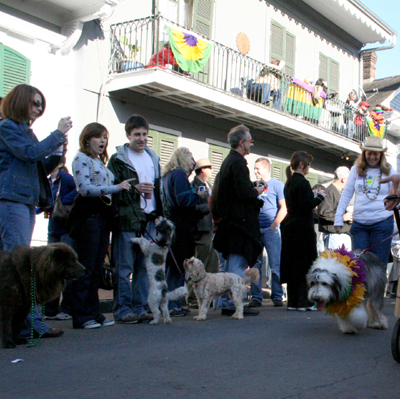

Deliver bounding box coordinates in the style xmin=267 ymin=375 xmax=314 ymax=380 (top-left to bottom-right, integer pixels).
xmin=192 ymin=275 xmax=206 ymax=287
xmin=318 ymin=247 xmax=367 ymax=319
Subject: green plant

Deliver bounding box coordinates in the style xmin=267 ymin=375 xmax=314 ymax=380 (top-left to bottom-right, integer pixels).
xmin=119 ymin=36 xmax=140 ymax=59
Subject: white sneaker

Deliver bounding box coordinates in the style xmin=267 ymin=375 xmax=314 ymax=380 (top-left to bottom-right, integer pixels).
xmin=82 ymin=320 xmax=101 ymax=329
xmin=287 ymin=307 xmax=297 ymax=311
xmin=297 ymin=307 xmax=307 ymax=312
xmin=101 ymin=319 xmax=115 ymax=327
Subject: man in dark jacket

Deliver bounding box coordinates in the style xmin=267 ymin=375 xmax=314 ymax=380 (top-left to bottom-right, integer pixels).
xmin=318 ymin=166 xmax=352 ymax=250
xmin=108 ymin=115 xmax=163 ymax=324
xmin=213 ymin=124 xmax=265 ymax=316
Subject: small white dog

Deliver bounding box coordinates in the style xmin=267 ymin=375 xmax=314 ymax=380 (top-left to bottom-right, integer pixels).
xmin=183 ymin=256 xmax=260 ymax=320
xmin=307 ymin=249 xmax=388 ymax=334
xmin=131 ymin=217 xmax=187 ymax=325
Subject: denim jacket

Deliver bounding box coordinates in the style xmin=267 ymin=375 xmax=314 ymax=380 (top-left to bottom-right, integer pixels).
xmin=0 ymin=119 xmax=67 ymax=207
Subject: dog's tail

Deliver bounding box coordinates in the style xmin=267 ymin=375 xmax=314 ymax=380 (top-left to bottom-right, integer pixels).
xmin=166 ymin=286 xmax=188 ymax=301
xmin=244 ymin=268 xmax=260 ymax=285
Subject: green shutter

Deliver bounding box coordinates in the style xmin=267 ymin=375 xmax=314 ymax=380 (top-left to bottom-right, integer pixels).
xmin=192 ymin=0 xmax=214 ymax=83
xmin=284 ymin=32 xmax=295 ymax=76
xmin=0 ymin=45 xmax=30 ymax=97
xmin=193 ymin=0 xmax=214 ymax=37
xmin=319 ymin=52 xmax=339 ymax=94
xmin=270 ymin=22 xmax=284 ymax=60
xmin=271 ymin=160 xmax=288 ymax=183
xmin=208 ymin=143 xmax=229 ymax=185
xmin=270 ymin=22 xmax=296 ymax=76
xmin=148 ymin=129 xmax=178 ymax=169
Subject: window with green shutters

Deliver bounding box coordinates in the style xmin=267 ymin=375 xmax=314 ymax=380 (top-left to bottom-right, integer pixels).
xmin=319 ymin=52 xmax=339 ymax=94
xmin=270 ymin=21 xmax=295 ymax=76
xmin=0 ymin=45 xmax=30 ymax=97
xmin=208 ymin=143 xmax=229 ymax=185
xmin=148 ymin=129 xmax=178 ymax=169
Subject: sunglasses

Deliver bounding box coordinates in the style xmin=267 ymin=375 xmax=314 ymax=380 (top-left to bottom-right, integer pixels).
xmin=32 ymin=100 xmax=44 ymax=108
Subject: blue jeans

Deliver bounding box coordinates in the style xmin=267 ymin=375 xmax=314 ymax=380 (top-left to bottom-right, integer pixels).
xmin=351 ymin=217 xmax=394 ymax=267
xmin=251 ymin=227 xmax=284 ymax=303
xmin=112 ymin=222 xmax=154 ymax=319
xmin=0 ymin=200 xmax=50 ymax=336
xmin=272 ymin=89 xmax=283 ymax=111
xmin=221 ymin=254 xmax=248 ymax=310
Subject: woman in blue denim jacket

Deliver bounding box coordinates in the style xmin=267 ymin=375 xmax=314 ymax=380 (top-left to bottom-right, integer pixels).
xmin=0 ymin=84 xmax=72 ymax=341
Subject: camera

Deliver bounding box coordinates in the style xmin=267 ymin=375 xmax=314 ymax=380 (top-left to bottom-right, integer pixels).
xmin=257 ymin=183 xmax=265 ymax=188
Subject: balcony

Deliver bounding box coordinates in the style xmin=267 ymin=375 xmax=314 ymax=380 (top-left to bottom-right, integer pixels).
xmin=107 ymin=15 xmax=374 ymax=158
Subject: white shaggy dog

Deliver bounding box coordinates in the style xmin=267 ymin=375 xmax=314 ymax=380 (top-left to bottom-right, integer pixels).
xmin=183 ymin=256 xmax=260 ymax=320
xmin=131 ymin=217 xmax=187 ymax=325
xmin=307 ymin=249 xmax=388 ymax=334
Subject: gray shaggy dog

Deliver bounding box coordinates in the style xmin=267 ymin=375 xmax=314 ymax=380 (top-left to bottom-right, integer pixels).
xmin=131 ymin=217 xmax=187 ymax=325
xmin=0 ymin=243 xmax=85 ymax=348
xmin=183 ymin=256 xmax=260 ymax=320
xmin=307 ymin=250 xmax=388 ymax=334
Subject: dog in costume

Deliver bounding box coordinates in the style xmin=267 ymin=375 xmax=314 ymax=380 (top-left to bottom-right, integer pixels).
xmin=307 ymin=246 xmax=388 ymax=334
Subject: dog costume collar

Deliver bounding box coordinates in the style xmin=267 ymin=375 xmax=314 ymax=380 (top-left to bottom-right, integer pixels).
xmin=319 ymin=246 xmax=367 ymax=319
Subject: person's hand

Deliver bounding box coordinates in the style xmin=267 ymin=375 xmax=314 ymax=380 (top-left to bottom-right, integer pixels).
xmin=117 ymin=178 xmax=136 ymax=192
xmin=135 ymin=182 xmax=154 ymax=194
xmin=343 ymin=212 xmax=353 ymax=222
xmin=334 ymin=225 xmax=342 ymax=233
xmin=380 ymin=174 xmax=400 ymax=210
xmin=316 ymin=189 xmax=326 ymax=198
xmin=58 ymin=117 xmax=73 ymax=134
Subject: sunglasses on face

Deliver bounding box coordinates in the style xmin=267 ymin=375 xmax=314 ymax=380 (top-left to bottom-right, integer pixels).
xmin=32 ymin=100 xmax=44 ymax=108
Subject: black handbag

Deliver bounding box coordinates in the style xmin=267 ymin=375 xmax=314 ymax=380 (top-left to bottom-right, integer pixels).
xmin=99 ymin=249 xmax=117 ymax=291
xmin=52 ymin=180 xmax=73 ymax=227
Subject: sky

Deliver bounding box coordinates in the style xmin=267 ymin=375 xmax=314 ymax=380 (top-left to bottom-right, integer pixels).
xmin=360 ymin=0 xmax=400 ymax=79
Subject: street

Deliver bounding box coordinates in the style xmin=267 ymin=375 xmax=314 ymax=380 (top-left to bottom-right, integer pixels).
xmin=1 ymin=298 xmax=399 ymax=399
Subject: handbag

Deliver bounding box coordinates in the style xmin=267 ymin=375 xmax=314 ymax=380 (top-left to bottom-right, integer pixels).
xmin=99 ymin=248 xmax=117 ymax=291
xmin=52 ymin=180 xmax=73 ymax=227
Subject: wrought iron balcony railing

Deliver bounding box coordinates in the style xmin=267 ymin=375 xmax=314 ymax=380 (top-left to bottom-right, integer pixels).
xmin=109 ymin=15 xmax=374 ymax=144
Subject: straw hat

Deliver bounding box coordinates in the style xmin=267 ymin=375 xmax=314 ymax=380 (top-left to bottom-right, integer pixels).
xmin=195 ymin=158 xmax=212 ymax=171
xmin=360 ymin=136 xmax=386 ymax=152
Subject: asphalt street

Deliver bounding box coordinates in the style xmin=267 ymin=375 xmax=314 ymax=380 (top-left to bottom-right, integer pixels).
xmin=1 ymin=297 xmax=400 ymax=399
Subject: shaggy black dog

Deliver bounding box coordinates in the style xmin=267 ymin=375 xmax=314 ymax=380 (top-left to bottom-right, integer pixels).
xmin=0 ymin=243 xmax=85 ymax=348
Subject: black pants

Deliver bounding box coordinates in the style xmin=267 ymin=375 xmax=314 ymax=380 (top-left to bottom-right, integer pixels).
xmin=287 ymin=280 xmax=313 ymax=309
xmin=70 ymin=215 xmax=110 ymax=328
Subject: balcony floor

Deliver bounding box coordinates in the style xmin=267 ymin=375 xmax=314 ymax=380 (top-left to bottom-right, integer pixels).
xmin=107 ymin=68 xmax=361 ymax=158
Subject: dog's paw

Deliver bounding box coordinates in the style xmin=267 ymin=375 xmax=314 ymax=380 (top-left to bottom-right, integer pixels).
xmin=163 ymin=317 xmax=172 ymax=324
xmin=232 ymin=313 xmax=244 ymax=320
xmin=368 ymin=321 xmax=388 ymax=330
xmin=193 ymin=315 xmax=206 ymax=321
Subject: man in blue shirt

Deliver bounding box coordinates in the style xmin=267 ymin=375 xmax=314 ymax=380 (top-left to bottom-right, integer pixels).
xmin=249 ymin=158 xmax=287 ymax=307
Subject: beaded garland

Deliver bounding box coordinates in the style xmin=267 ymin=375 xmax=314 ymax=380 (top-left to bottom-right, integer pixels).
xmin=319 ymin=246 xmax=367 ymax=319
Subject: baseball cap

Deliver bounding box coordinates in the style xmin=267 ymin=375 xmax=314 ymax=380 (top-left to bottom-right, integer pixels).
xmin=334 ymin=166 xmax=350 ymax=179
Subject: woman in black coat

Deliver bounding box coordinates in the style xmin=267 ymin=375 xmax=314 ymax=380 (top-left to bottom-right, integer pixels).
xmin=280 ymin=151 xmax=325 ymax=311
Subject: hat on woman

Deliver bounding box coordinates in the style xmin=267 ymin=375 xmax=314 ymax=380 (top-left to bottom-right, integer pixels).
xmin=360 ymin=136 xmax=386 ymax=152
xmin=360 ymin=101 xmax=370 ymax=108
xmin=195 ymin=158 xmax=212 ymax=171
xmin=373 ymin=107 xmax=384 ymax=114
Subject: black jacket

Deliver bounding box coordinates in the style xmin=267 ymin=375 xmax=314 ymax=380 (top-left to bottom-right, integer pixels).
xmin=213 ymin=150 xmax=262 ymax=266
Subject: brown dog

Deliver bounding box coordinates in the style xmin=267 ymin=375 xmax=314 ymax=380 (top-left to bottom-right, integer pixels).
xmin=184 ymin=257 xmax=259 ymax=320
xmin=0 ymin=243 xmax=85 ymax=348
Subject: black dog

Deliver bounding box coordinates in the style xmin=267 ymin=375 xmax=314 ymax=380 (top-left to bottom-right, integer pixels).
xmin=0 ymin=243 xmax=84 ymax=348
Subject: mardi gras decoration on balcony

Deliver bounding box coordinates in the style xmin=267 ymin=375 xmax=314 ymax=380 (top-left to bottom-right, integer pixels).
xmin=165 ymin=25 xmax=212 ymax=73
xmin=367 ymin=107 xmax=386 ymax=139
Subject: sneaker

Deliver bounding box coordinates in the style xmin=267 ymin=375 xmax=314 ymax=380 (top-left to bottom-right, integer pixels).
xmin=248 ymin=299 xmax=262 ymax=308
xmin=306 ymin=305 xmax=319 ymax=311
xmin=44 ymin=312 xmax=72 ymax=320
xmin=297 ymin=307 xmax=307 ymax=312
xmin=82 ymin=320 xmax=101 ymax=329
xmin=101 ymin=319 xmax=115 ymax=327
xmin=169 ymin=309 xmax=188 ymax=317
xmin=273 ymin=300 xmax=283 ymax=307
xmin=287 ymin=307 xmax=297 ymax=311
xmin=116 ymin=314 xmax=141 ymax=324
